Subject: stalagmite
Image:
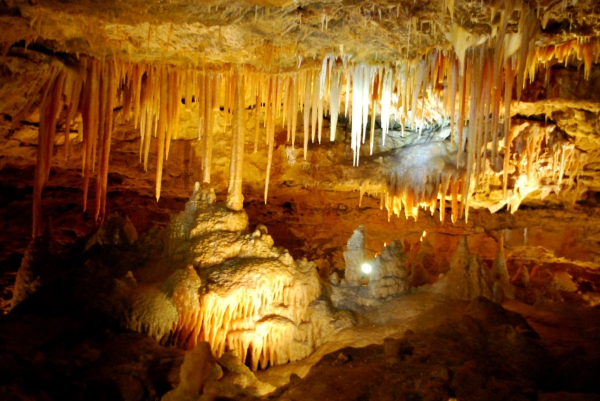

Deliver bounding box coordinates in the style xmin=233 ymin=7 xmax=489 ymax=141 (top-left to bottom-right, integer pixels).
xmin=226 ymin=70 xmax=245 ymax=211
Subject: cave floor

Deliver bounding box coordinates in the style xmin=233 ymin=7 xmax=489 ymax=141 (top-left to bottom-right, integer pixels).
xmin=2 ymin=291 xmax=600 ymax=400
xmin=2 ymin=170 xmax=600 ymax=400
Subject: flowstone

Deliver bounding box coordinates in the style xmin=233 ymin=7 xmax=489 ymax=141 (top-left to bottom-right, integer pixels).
xmin=107 ymin=183 xmax=353 ymax=371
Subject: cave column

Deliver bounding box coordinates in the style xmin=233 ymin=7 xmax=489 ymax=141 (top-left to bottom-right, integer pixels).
xmin=226 ymin=69 xmax=245 ymax=211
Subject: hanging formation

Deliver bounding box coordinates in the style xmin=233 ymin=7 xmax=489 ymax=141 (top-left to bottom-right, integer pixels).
xmin=28 ymin=1 xmax=600 ymax=235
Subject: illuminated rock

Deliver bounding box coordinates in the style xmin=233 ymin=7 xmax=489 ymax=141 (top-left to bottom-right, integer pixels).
xmin=368 ymin=240 xmax=410 ymax=299
xmin=343 ymin=225 xmax=366 ymax=286
xmin=108 ymin=183 xmax=351 ymax=371
xmin=432 ymin=236 xmax=494 ymax=301
xmin=203 ymin=351 xmax=276 ymax=398
xmin=552 ymin=271 xmax=578 ymax=293
xmin=161 ymin=342 xmax=222 ymax=401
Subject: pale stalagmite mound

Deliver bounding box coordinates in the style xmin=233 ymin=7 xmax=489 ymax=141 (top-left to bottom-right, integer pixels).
xmin=105 ymin=182 xmax=355 ymax=371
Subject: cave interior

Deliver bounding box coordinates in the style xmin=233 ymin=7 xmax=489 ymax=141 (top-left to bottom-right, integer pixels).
xmin=2 ymin=0 xmax=600 ymax=400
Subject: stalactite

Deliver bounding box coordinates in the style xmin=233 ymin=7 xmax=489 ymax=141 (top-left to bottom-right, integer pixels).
xmin=291 ymin=74 xmax=298 ymax=147
xmin=122 ymin=68 xmax=132 ymax=122
xmin=369 ymin=84 xmax=376 ymax=156
xmin=329 ymin=70 xmax=341 ymax=142
xmin=165 ymin=68 xmax=178 ymax=159
xmin=276 ymin=76 xmax=284 ymax=122
xmin=361 ymin=66 xmax=371 ymax=145
xmin=202 ymin=73 xmax=214 ymax=184
xmin=456 ymin=59 xmax=467 ymax=165
xmin=283 ymin=77 xmax=291 ymax=141
xmin=184 ymin=69 xmax=193 ymax=111
xmin=142 ymin=66 xmax=155 ymax=171
xmin=226 ymin=70 xmax=245 ymax=211
xmin=503 ymin=57 xmax=517 ymax=197
xmin=133 ymin=64 xmax=143 ymax=129
xmin=28 ymin=9 xmax=600 ymax=236
xmin=63 ymin=75 xmax=83 ymax=160
xmin=94 ymin=61 xmax=109 ymax=220
xmin=380 ymin=68 xmax=392 ymax=146
xmin=155 ymin=65 xmax=169 ymax=201
xmin=82 ymin=60 xmax=100 ymax=212
xmin=311 ymin=70 xmax=319 ymax=143
xmin=254 ymin=80 xmax=260 ymax=153
xmin=95 ymin=62 xmax=116 ymax=221
xmin=264 ymin=78 xmax=277 ymax=204
xmin=303 ymin=70 xmax=311 ymax=160
xmin=516 ymin=7 xmax=539 ymax=102
xmin=33 ymin=67 xmax=64 ymax=237
xmin=317 ymin=77 xmax=324 ymax=145
xmin=224 ymin=73 xmax=234 ymax=133
xmin=491 ymin=62 xmax=503 ymax=163
xmin=227 ymin=71 xmax=235 ymax=127
xmin=197 ymin=71 xmax=206 ymax=142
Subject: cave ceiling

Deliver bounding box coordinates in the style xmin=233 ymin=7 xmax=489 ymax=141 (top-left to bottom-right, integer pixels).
xmin=1 ymin=0 xmax=598 ymax=67
xmin=1 ymin=0 xmax=600 ymax=239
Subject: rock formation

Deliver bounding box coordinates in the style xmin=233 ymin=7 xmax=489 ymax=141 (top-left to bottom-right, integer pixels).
xmin=432 ymin=236 xmax=494 ymax=300
xmin=369 ymin=240 xmax=410 ymax=299
xmin=342 ymin=224 xmax=366 ymax=286
xmin=1 ymin=0 xmax=600 ymax=399
xmin=105 ymin=183 xmax=353 ymax=371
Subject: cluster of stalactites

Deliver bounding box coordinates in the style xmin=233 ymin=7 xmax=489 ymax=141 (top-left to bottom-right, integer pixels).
xmin=360 ymin=178 xmax=466 ymax=224
xmin=29 ymin=15 xmax=600 ymax=234
xmin=32 ymin=59 xmax=118 ymax=236
xmin=487 ymin=122 xmax=589 ymax=214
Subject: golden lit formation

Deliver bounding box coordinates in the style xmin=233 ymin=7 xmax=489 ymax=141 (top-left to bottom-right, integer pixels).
xmin=2 ymin=0 xmax=600 ymax=398
xmin=30 ymin=26 xmax=598 ymax=233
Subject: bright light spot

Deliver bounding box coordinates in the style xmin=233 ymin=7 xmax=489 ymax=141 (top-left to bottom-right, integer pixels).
xmin=361 ymin=263 xmax=372 ymax=274
xmin=420 ymin=230 xmax=427 ymax=242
